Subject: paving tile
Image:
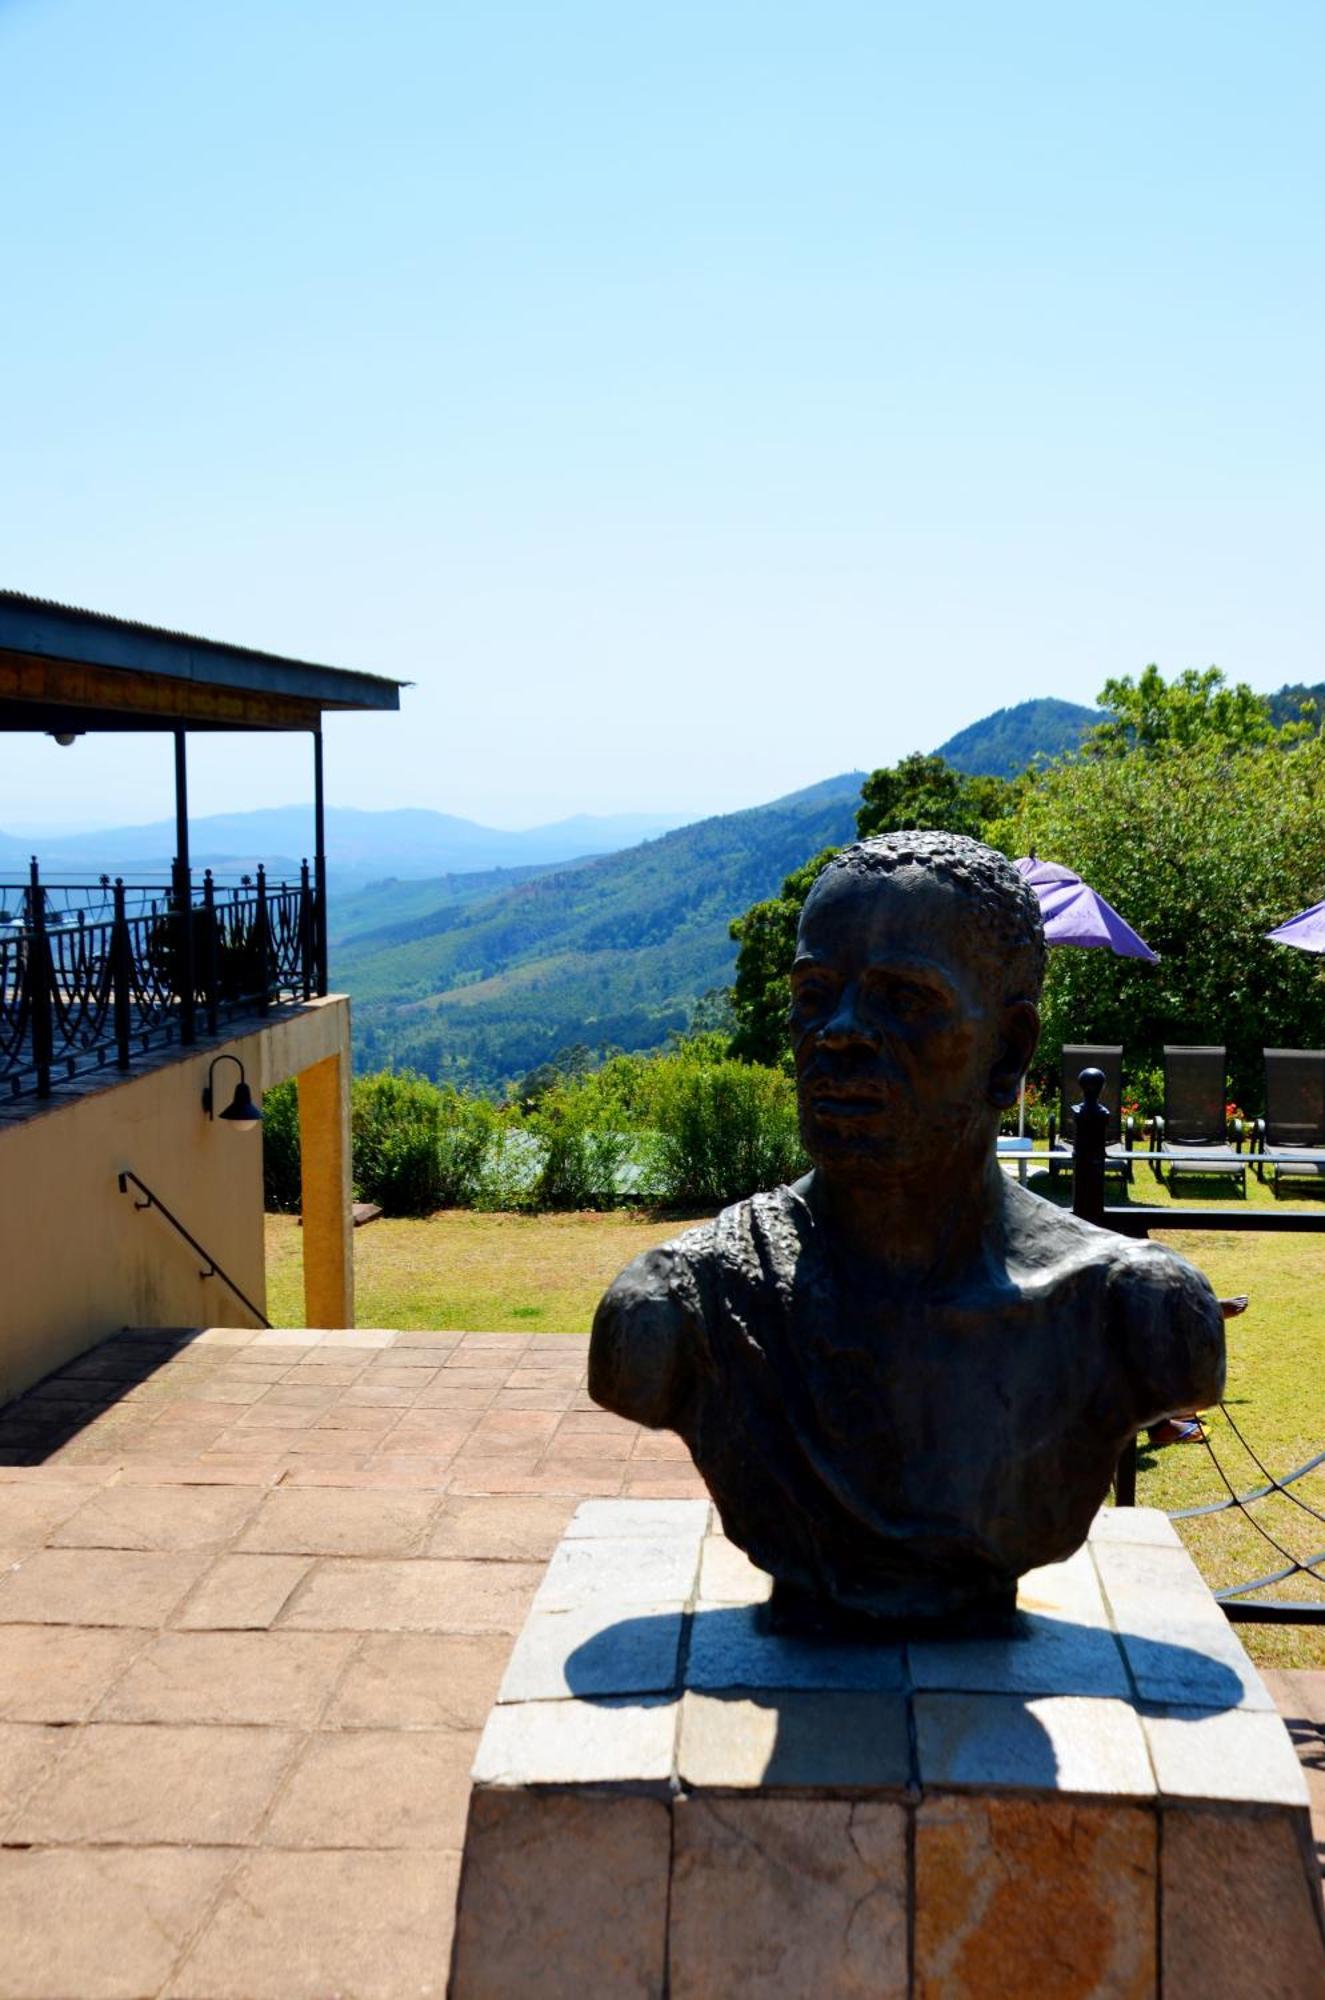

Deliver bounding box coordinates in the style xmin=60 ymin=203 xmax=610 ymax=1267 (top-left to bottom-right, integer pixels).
xmin=622 ymin=1471 xmax=710 ymax=1499
xmin=169 ymin=1848 xmax=461 ymax=2000
xmin=554 ymin=1410 xmax=639 ymax=1437
xmin=450 ymin=1791 xmax=668 ymax=2000
xmin=1142 ymin=1703 xmax=1310 ymax=1806
xmin=48 ymin=1482 xmax=262 ymax=1551
xmin=501 ymin=1601 xmax=686 ymax=1701
xmin=426 ymin=1494 xmax=578 ymax=1561
xmin=10 ymin=1722 xmax=298 ymax=1844
xmin=0 ymin=1480 xmax=97 ymax=1549
xmin=913 ymin=1795 xmax=1156 ymax=2000
xmin=448 ymin=1467 xmax=624 ymax=1497
xmin=455 ymin=1429 xmax=548 ymax=1460
xmin=448 ymin=1452 xmax=551 ymax=1484
xmin=537 ymin=1533 xmax=701 ymax=1609
xmin=314 ymin=1407 xmax=399 ymax=1437
xmin=0 ymin=1723 xmax=69 ymax=1831
xmin=267 ymin=1727 xmax=478 ymax=1849
xmin=238 ymin=1485 xmax=440 ymax=1556
xmin=0 ymin=1547 xmax=211 ymax=1625
xmin=174 ymin=1553 xmax=312 ymax=1629
xmin=282 ymin=1557 xmax=543 ymax=1633
xmin=98 ymin=1629 xmax=356 ymax=1726
xmin=678 ymin=1690 xmax=911 ymax=1791
xmin=492 ymin=1386 xmax=577 ymax=1412
xmin=327 ymin=1632 xmax=513 ymax=1730
xmin=116 ymin=1460 xmax=278 ymax=1487
xmin=631 ymin=1431 xmax=695 ymax=1460
xmin=546 ymin=1430 xmax=635 ymax=1460
xmin=670 ymin=1796 xmax=907 ymax=2000
xmin=471 ymin=1408 xmax=561 ymax=1437
xmin=0 ymin=1846 xmax=233 ymax=2000
xmin=0 ymin=1623 xmax=141 ymax=1721
xmin=473 ymin=1694 xmax=678 ymax=1787
xmin=688 ymin=1603 xmax=906 ymax=1693
xmin=914 ymin=1692 xmax=1154 ymax=1796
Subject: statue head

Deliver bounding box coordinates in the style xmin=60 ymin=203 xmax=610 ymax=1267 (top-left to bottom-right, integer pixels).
xmin=789 ymin=831 xmax=1045 ymax=1177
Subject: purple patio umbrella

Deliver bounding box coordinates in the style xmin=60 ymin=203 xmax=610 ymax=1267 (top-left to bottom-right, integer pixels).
xmin=1012 ymin=856 xmax=1159 ymax=1134
xmin=1015 ymin=857 xmax=1160 ymax=962
xmin=1266 ymin=901 xmax=1325 ymax=955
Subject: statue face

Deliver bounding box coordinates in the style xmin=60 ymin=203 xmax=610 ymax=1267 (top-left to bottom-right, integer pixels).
xmin=790 ymin=863 xmax=1028 ymax=1174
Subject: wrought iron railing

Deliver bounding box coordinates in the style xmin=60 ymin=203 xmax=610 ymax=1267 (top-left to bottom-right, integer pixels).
xmin=1 ymin=856 xmax=324 ymax=1100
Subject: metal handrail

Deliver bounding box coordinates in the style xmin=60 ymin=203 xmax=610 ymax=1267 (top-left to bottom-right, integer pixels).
xmin=117 ymin=1169 xmax=271 ymax=1329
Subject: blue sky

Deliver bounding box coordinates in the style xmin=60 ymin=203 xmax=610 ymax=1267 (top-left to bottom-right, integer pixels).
xmin=1 ymin=0 xmax=1320 ymax=829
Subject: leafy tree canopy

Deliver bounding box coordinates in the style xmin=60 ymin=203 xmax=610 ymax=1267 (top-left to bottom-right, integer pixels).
xmin=1086 ymin=665 xmax=1285 ymax=759
xmin=856 ymin=752 xmax=1021 ymax=841
xmin=986 ymin=726 xmax=1325 ymax=1109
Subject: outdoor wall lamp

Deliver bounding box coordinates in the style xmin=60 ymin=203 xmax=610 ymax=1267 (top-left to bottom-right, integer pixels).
xmin=202 ymin=1053 xmax=262 ymax=1131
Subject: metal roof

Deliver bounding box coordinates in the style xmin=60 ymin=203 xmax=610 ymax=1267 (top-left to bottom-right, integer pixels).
xmin=0 ymin=590 xmax=405 ymax=731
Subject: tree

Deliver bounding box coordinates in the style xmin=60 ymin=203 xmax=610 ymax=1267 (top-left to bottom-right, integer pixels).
xmin=987 ymin=730 xmax=1325 ymax=1108
xmin=1086 ymin=665 xmax=1281 ymax=759
xmin=728 ymin=848 xmax=839 ymax=1068
xmin=855 ymin=752 xmax=1020 ymax=841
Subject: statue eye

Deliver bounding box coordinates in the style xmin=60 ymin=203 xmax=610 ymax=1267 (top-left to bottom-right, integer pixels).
xmin=791 ymin=974 xmax=834 ymax=1014
xmin=886 ymin=979 xmax=937 ymax=1021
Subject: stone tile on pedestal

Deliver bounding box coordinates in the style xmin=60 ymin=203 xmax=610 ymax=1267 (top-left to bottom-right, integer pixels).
xmin=914 ymin=1692 xmax=1153 ymax=1797
xmin=677 ymin=1690 xmax=910 ymax=1791
xmin=670 ymin=1796 xmax=907 ymax=2000
xmin=913 ymin=1795 xmax=1157 ymax=2000
xmin=449 ymin=1791 xmax=670 ymax=2000
xmin=1161 ymin=1806 xmax=1325 ymax=2000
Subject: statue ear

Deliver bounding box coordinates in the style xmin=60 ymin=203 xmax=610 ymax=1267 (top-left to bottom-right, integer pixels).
xmin=988 ymin=1000 xmax=1040 ymax=1109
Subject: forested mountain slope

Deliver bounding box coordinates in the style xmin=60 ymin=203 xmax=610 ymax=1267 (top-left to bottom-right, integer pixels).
xmin=340 ymin=775 xmax=864 ymax=1087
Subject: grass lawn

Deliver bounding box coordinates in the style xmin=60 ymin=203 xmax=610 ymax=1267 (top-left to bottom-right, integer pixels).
xmin=265 ymin=1159 xmax=1325 ymax=1665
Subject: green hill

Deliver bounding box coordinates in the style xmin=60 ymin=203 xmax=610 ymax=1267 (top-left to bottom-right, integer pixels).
xmin=936 ymin=698 xmax=1102 ymax=777
xmin=337 ymin=776 xmax=864 ymax=1089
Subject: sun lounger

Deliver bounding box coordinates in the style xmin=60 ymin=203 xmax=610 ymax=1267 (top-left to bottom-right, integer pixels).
xmin=1153 ymin=1045 xmax=1246 ymax=1191
xmin=1252 ymin=1048 xmax=1325 ymax=1185
xmin=1046 ymin=1044 xmax=1135 ymax=1183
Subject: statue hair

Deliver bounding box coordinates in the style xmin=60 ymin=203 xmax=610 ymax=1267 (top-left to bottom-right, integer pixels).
xmin=807 ymin=831 xmax=1046 ymax=1003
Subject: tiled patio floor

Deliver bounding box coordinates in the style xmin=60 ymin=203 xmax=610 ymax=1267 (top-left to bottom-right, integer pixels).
xmin=0 ymin=1323 xmax=1321 ymax=1997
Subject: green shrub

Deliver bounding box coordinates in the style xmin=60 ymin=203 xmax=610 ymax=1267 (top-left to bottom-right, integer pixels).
xmin=352 ymin=1071 xmax=444 ymax=1216
xmin=639 ymin=1050 xmax=805 ymax=1208
xmin=435 ymin=1088 xmax=504 ymax=1206
xmin=524 ymin=1077 xmax=634 ymax=1211
xmin=261 ymin=1077 xmax=302 ymax=1211
xmin=351 ymin=1070 xmax=501 ymax=1216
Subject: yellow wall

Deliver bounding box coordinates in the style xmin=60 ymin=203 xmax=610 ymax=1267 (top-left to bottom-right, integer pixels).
xmin=0 ymin=996 xmax=351 ymax=1406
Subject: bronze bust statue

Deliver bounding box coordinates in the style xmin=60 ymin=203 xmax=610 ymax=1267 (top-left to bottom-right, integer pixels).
xmin=590 ymin=831 xmax=1225 ymax=1627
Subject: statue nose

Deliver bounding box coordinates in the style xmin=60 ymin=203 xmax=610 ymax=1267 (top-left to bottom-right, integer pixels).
xmin=817 ymin=981 xmax=877 ymax=1046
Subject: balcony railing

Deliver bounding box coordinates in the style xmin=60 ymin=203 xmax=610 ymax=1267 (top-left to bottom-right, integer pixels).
xmin=0 ymin=857 xmax=326 ymax=1102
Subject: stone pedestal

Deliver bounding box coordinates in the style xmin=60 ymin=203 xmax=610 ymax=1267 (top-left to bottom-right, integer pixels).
xmin=449 ymin=1502 xmax=1325 ymax=1999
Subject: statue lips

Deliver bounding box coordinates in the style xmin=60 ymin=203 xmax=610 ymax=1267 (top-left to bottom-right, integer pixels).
xmin=803 ymin=1066 xmax=894 ymax=1124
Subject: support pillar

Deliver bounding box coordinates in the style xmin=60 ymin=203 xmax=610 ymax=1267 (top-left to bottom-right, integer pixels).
xmin=297 ymin=1049 xmax=354 ymax=1328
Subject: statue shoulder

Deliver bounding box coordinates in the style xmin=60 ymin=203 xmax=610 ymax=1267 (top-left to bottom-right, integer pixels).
xmin=1105 ymin=1235 xmax=1227 ymax=1420
xmin=588 ymin=1223 xmax=717 ymax=1429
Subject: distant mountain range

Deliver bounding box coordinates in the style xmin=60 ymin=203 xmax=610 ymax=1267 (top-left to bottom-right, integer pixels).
xmin=340 ymin=774 xmax=866 ymax=1089
xmin=0 ymin=805 xmax=691 ymax=890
